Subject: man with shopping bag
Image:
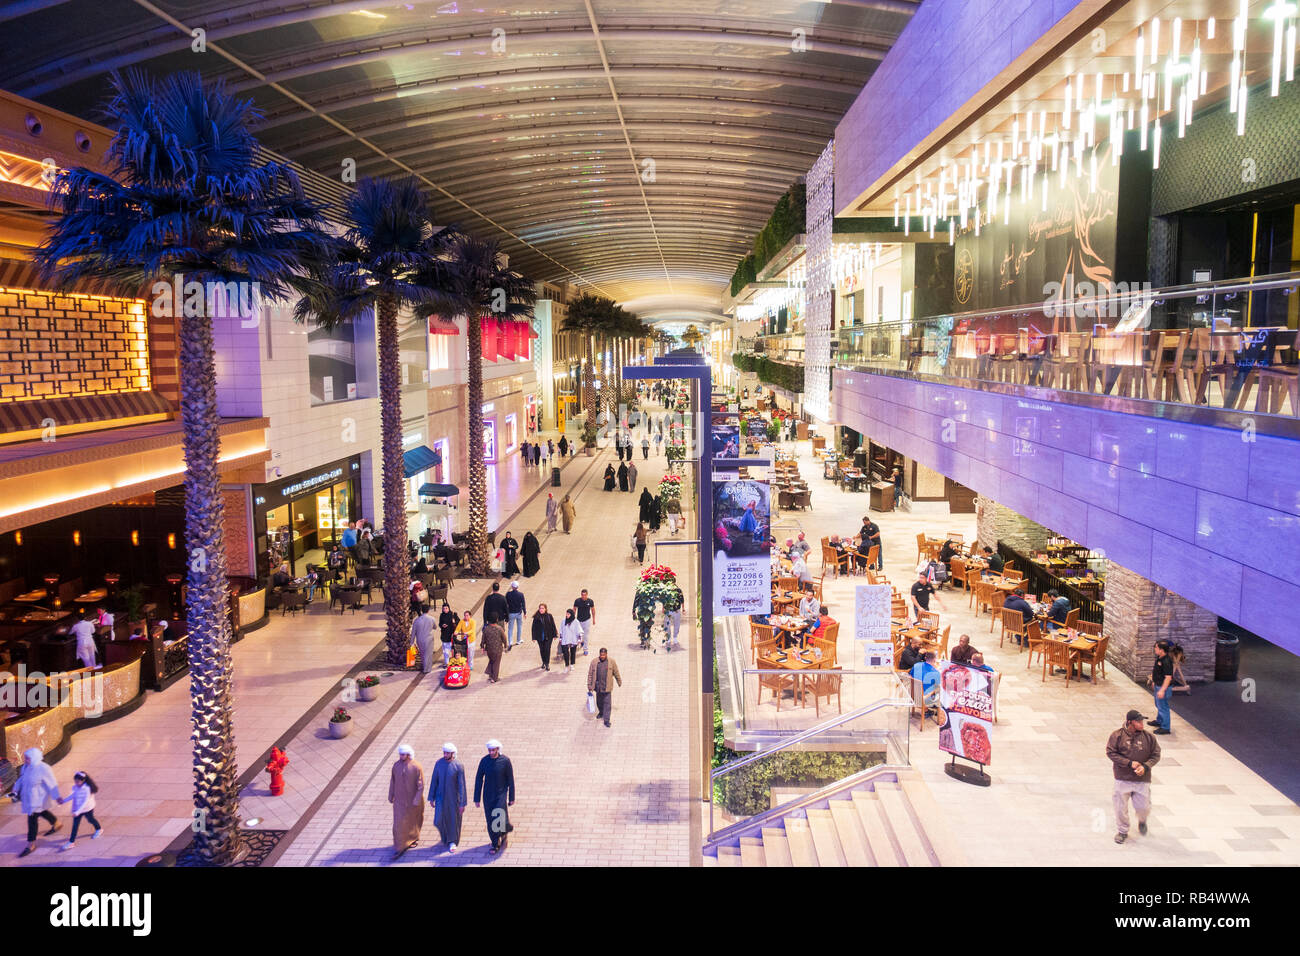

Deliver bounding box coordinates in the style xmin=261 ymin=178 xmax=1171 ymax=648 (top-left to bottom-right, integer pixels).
xmin=586 ymin=647 xmax=623 ymax=728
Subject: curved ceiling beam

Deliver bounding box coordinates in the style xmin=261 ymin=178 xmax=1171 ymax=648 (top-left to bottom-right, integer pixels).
xmin=372 ymin=119 xmax=827 ymax=162
xmin=253 ymin=66 xmax=863 ymax=130
xmin=252 ymin=27 xmax=890 ymax=89
xmin=474 ymin=196 xmax=775 ymax=222
xmin=518 ymin=222 xmax=757 ymax=241
xmin=285 ymin=95 xmax=842 ymax=159
xmin=412 ymin=159 xmax=798 ymax=195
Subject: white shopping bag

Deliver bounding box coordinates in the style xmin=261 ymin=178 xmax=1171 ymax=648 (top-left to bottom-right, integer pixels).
xmin=586 ymin=691 xmax=597 ymax=715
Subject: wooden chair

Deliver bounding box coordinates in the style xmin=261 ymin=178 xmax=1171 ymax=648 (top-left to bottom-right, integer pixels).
xmin=1043 ymin=637 xmax=1077 ymax=685
xmin=936 ymin=625 xmax=951 ymax=659
xmin=915 ymin=532 xmax=927 ymax=563
xmin=1075 ymin=635 xmax=1108 ymax=681
xmin=1019 ymin=621 xmax=1050 ymax=671
xmin=809 ymin=636 xmax=837 ymax=666
xmin=999 ymin=606 xmax=1028 ymax=649
xmin=890 ymin=598 xmax=908 ymax=620
xmin=1063 ymin=608 xmax=1080 ymax=631
xmin=989 ymin=669 xmax=1002 ymax=723
xmin=950 ymin=557 xmax=967 ymax=590
xmin=758 ymin=667 xmax=796 ymax=712
xmin=909 ymin=675 xmax=941 ymax=731
xmin=866 ymin=570 xmax=888 ymax=586
xmin=986 ymin=589 xmax=1006 ymax=632
xmin=435 ymin=567 xmax=457 ymax=591
xmin=776 ymin=575 xmax=798 ymax=593
xmin=1076 ymin=619 xmax=1101 ymax=637
xmin=945 ymin=532 xmax=965 ymax=546
xmin=279 ymin=591 xmax=306 ymax=616
xmin=806 ymin=666 xmax=843 ymax=718
xmin=918 ymin=610 xmax=940 ymax=630
xmin=750 ymin=623 xmax=775 ymax=657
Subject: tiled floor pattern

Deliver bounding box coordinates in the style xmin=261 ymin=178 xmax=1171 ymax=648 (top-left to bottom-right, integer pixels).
xmin=274 ymin=415 xmax=694 ymax=866
xmin=0 ymin=432 xmax=604 ymax=867
xmin=760 ymin=439 xmax=1300 ymax=865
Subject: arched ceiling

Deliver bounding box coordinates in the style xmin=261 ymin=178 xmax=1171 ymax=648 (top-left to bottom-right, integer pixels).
xmin=1 ymin=0 xmax=917 ymax=306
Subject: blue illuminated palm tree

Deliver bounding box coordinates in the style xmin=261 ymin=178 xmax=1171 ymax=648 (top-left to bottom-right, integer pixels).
xmin=35 ymin=69 xmax=331 ymax=865
xmin=293 ymin=176 xmax=454 ymax=663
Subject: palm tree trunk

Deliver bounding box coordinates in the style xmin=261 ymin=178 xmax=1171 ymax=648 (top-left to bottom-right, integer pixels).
xmin=599 ymin=335 xmax=614 ymax=414
xmin=583 ymin=334 xmax=596 ymax=423
xmin=466 ymin=315 xmax=490 ymax=576
xmin=376 ymin=295 xmax=410 ymax=664
xmin=179 ymin=310 xmax=240 ymax=864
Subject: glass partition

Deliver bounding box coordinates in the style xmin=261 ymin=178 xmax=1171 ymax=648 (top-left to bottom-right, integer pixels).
xmin=834 ymin=271 xmax=1300 ymax=418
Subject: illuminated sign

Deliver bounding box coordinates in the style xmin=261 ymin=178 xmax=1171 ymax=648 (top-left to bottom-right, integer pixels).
xmin=280 ymin=467 xmax=343 ymax=500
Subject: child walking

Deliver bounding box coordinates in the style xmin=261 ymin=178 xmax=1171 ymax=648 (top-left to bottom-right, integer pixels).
xmin=58 ymin=771 xmax=102 ymax=848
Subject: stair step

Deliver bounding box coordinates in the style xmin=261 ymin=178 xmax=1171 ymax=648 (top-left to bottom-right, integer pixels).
xmin=716 ymin=845 xmax=741 ymax=867
xmin=739 ymin=836 xmax=766 ymax=868
xmin=898 ymin=774 xmax=968 ymax=867
xmin=806 ymin=808 xmax=849 ymax=867
xmin=875 ymin=781 xmax=936 ymax=867
xmin=852 ymin=790 xmax=901 ymax=866
xmin=760 ymin=827 xmax=793 ymax=867
xmin=829 ymin=798 xmax=875 ymax=866
xmin=784 ymin=818 xmax=820 ymax=867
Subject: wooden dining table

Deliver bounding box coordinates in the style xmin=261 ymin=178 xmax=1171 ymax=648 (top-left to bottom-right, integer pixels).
xmin=1042 ymin=629 xmax=1102 ymax=682
xmin=13 ymin=589 xmax=48 ymax=604
xmin=757 ymin=648 xmax=822 ymax=705
xmin=770 ymin=615 xmax=812 ymax=648
xmin=771 ymin=590 xmax=800 ymax=613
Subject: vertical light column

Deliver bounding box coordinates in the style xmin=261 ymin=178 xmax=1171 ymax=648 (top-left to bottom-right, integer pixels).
xmin=803 ymin=140 xmax=835 ymax=422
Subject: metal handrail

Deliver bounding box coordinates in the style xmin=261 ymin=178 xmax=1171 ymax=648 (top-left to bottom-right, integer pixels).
xmin=836 ymin=269 xmax=1300 ymax=330
xmin=711 ymin=686 xmax=909 ymax=781
xmin=707 ymin=761 xmax=908 ymax=846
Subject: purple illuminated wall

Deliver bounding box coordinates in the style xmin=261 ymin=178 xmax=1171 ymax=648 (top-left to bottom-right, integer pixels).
xmin=832 ymin=370 xmax=1300 ymax=655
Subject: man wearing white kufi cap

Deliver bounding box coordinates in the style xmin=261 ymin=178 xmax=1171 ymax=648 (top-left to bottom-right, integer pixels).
xmin=426 ymin=742 xmax=467 ymax=853
xmin=388 ymin=744 xmax=424 ymax=858
xmin=474 ymin=739 xmax=516 ymax=855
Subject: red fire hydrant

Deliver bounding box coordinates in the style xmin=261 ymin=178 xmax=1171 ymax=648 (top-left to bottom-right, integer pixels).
xmin=265 ymin=746 xmax=289 ymax=796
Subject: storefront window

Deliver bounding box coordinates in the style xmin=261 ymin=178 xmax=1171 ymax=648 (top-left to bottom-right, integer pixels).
xmin=483 ymin=420 xmax=497 ymax=463
xmin=308 ymin=319 xmax=359 ymax=405
xmin=505 ymin=413 xmax=517 ymax=452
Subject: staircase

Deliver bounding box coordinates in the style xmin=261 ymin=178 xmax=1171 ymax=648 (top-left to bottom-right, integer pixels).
xmin=703 ymin=769 xmax=966 ymax=867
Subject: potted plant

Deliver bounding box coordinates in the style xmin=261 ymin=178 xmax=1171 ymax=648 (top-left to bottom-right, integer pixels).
xmin=121 ymin=583 xmax=148 ymax=633
xmin=356 ymin=673 xmax=380 ymax=701
xmin=581 ymin=420 xmax=599 ymax=453
xmin=328 ymin=706 xmax=352 ymax=739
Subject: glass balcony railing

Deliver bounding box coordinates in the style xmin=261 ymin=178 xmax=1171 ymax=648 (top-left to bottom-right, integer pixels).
xmin=710 ymin=688 xmax=911 ymax=840
xmin=834 ymin=271 xmax=1300 ymax=420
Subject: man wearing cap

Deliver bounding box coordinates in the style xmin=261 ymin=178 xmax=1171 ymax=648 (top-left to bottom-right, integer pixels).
xmin=474 ymin=740 xmax=516 ymax=855
xmin=388 ymin=744 xmax=425 ymax=858
xmin=586 ymin=647 xmax=623 ymax=727
xmin=506 ymin=581 xmax=527 ymax=649
xmin=1106 ymin=710 xmax=1162 ymax=845
xmin=427 ymin=743 xmax=467 ymax=854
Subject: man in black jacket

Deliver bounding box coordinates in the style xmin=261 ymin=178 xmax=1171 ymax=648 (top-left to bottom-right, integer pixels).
xmin=474 ymin=739 xmax=516 ymax=855
xmin=484 ymin=582 xmax=509 ymax=638
xmin=505 ymin=581 xmax=527 ymax=649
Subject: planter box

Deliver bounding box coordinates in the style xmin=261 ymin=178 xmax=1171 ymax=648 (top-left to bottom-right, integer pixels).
xmin=357 ymin=684 xmax=378 ymax=702
xmin=329 ymin=719 xmax=352 ymax=739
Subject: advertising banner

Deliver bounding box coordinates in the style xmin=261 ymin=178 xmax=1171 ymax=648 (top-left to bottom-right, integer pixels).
xmin=711 ymin=478 xmax=771 ymax=617
xmin=711 ymin=411 xmax=740 ymax=459
xmin=937 ymin=662 xmax=994 ymax=766
xmin=745 ymin=416 xmax=768 ymax=438
xmin=854 ymin=583 xmax=894 ymax=670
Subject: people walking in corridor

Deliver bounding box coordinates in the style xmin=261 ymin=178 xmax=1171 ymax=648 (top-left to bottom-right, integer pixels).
xmin=506 ymin=581 xmax=526 ymax=647
xmin=485 ymin=581 xmax=509 ymax=631
xmin=573 ymin=589 xmax=595 ymax=655
xmin=57 ymin=770 xmax=102 ymax=848
xmin=586 ymin=648 xmax=623 ymax=727
xmin=501 ymin=531 xmax=521 ymax=577
xmin=558 ymin=436 xmax=569 ymax=458
xmin=1149 ymin=641 xmax=1175 ymax=735
xmin=10 ymin=747 xmax=62 ymax=857
xmin=546 ymin=492 xmax=559 ymax=533
xmin=521 ymin=531 xmax=541 ymax=578
xmin=427 ymin=743 xmax=466 ymax=854
xmin=1106 ymin=710 xmax=1161 ymax=844
xmin=438 ymin=603 xmax=457 ymax=668
xmin=627 ymin=460 xmax=637 ymax=492
xmin=454 ymin=611 xmax=477 ymax=671
xmin=603 ymin=464 xmax=616 ymax=492
xmin=474 ymin=740 xmax=516 ymax=855
xmin=481 ymin=615 xmax=508 ymax=682
xmin=411 ymin=606 xmax=437 ymax=674
xmin=642 ymin=436 xmax=650 ymax=459
xmin=558 ymin=608 xmax=582 ymax=671
xmin=560 ymin=493 xmax=576 ymax=533
xmin=388 ymin=744 xmax=424 ymax=859
xmin=532 ymin=603 xmax=557 ymax=671
xmin=633 ymin=521 xmax=648 ymax=564
xmin=639 ymin=487 xmax=655 ymax=524
xmin=617 ymin=461 xmax=629 ymax=492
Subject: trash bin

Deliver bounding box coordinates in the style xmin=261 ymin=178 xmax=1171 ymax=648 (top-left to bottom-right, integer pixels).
xmin=551 ymin=466 xmax=561 ymax=487
xmin=1214 ymin=632 xmax=1240 ymax=682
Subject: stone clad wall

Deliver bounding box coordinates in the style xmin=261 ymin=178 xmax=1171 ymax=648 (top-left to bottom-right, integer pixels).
xmin=1103 ymin=563 xmax=1218 ymax=685
xmin=975 ymin=498 xmax=1051 ymax=554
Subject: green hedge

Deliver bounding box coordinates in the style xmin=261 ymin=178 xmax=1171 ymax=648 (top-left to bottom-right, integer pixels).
xmin=731 ymin=352 xmax=804 ymax=394
xmin=715 ymin=750 xmax=884 ymax=817
xmin=729 ymin=183 xmax=806 ymax=296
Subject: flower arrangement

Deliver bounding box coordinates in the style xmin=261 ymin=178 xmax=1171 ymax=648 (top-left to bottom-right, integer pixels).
xmin=633 ymin=564 xmax=684 ymax=651
xmin=356 ymin=674 xmax=380 ymax=688
xmin=658 ymin=474 xmax=683 ymax=505
xmin=330 ymin=707 xmax=351 ymax=723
